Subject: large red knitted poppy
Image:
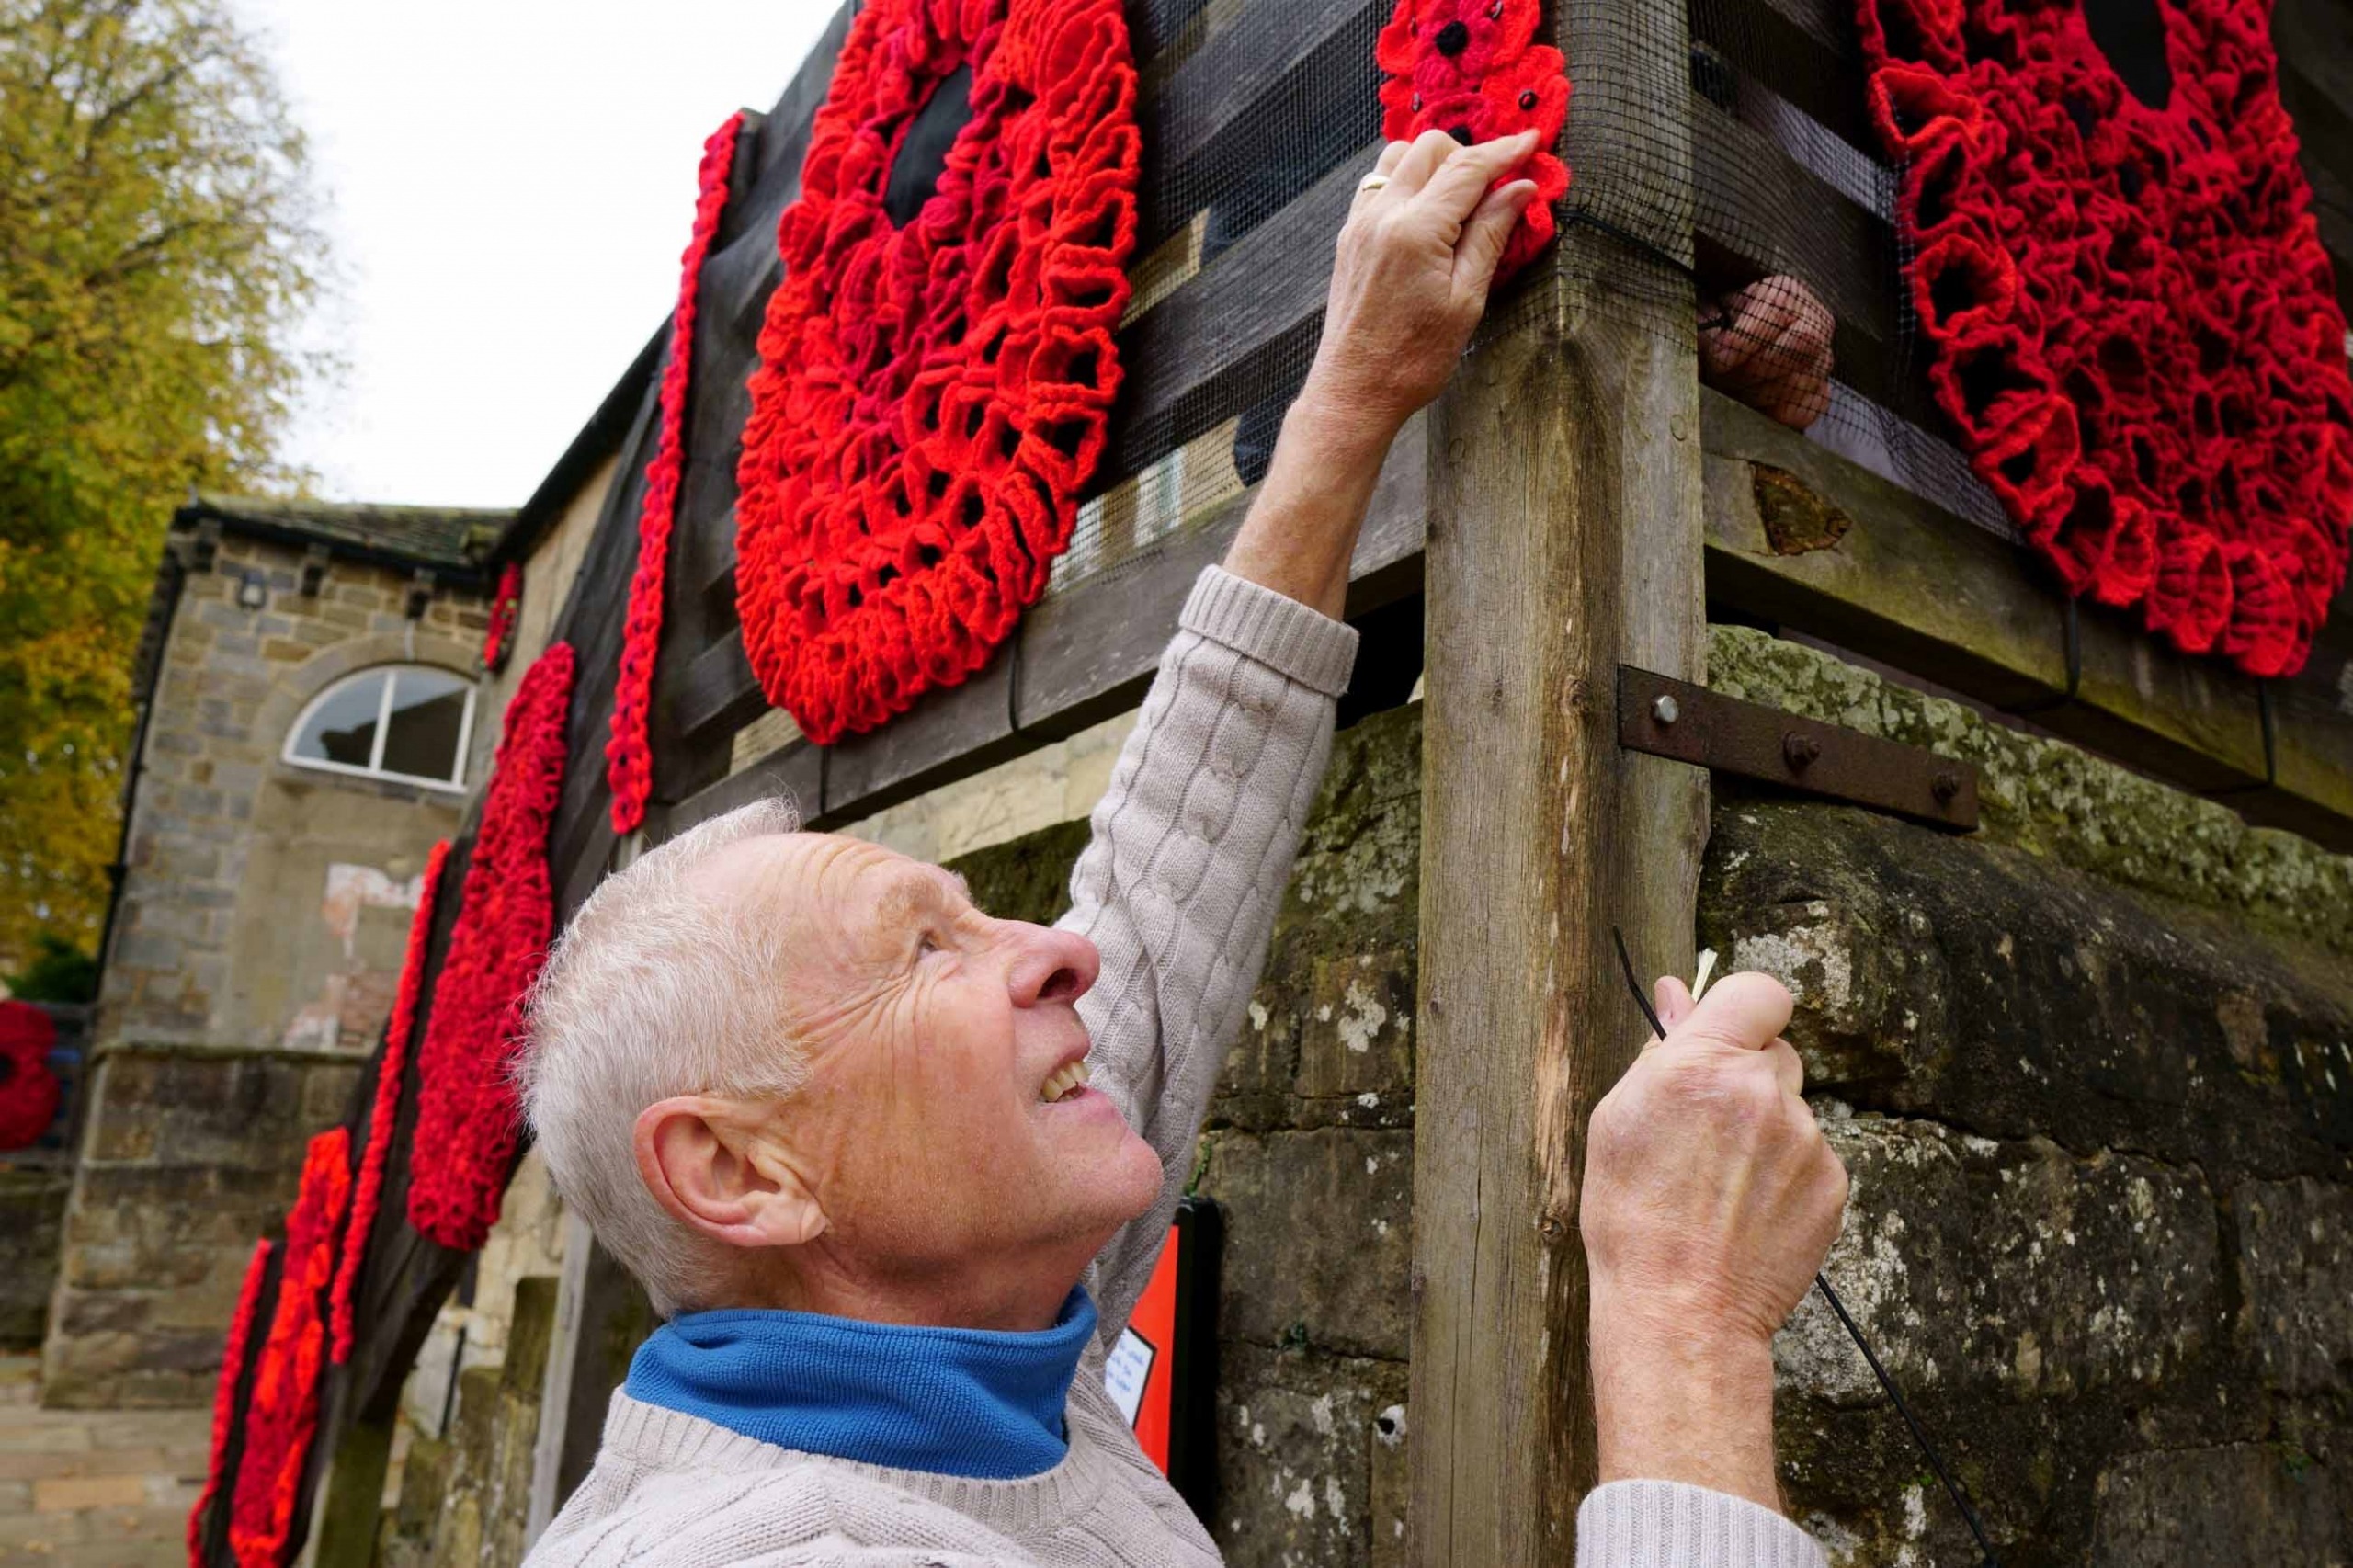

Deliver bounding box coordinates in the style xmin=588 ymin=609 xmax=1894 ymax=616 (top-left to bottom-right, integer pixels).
xmin=735 ymin=0 xmax=1141 ymax=744
xmin=608 ymin=113 xmax=745 ymax=835
xmin=188 ymin=1237 xmax=271 ymax=1568
xmin=329 ymin=838 xmax=448 ymax=1364
xmin=1859 ymin=0 xmax=2352 ymax=676
xmin=407 ymin=644 xmax=574 ymax=1252
xmin=0 ymin=1001 xmax=61 ymax=1151
xmin=227 ymin=1129 xmax=349 ymax=1568
xmin=1376 ymin=0 xmax=1571 ymax=281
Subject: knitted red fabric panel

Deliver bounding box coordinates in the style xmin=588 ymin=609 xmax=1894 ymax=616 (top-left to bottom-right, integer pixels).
xmin=735 ymin=0 xmax=1141 ymax=744
xmin=329 ymin=838 xmax=449 ymax=1365
xmin=406 ymin=643 xmax=574 ymax=1252
xmin=227 ymin=1130 xmax=349 ymax=1568
xmin=1858 ymin=0 xmax=2352 ymax=676
xmin=0 ymin=1000 xmax=61 ymax=1152
xmin=188 ymin=1237 xmax=270 ymax=1568
xmin=482 ymin=562 xmax=522 ymax=676
xmin=1376 ymin=0 xmax=1572 ymax=281
xmin=608 ymin=113 xmax=745 ymax=835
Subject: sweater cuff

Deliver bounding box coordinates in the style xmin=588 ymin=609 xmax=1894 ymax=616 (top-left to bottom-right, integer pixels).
xmin=1178 ymin=567 xmax=1359 ymax=698
xmin=1576 ymin=1482 xmax=1827 ymax=1568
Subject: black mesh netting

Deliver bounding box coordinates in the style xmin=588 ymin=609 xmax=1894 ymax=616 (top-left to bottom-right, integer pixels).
xmin=1050 ymin=0 xmax=2012 ymax=599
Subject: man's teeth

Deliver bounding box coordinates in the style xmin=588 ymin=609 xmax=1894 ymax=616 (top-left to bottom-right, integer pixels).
xmin=1040 ymin=1061 xmax=1092 ymax=1103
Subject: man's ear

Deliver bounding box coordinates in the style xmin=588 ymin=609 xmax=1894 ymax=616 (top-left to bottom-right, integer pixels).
xmin=633 ymin=1096 xmax=829 ymax=1250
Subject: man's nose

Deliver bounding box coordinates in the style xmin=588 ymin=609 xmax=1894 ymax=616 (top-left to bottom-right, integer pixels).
xmin=1007 ymin=925 xmax=1099 ymax=1008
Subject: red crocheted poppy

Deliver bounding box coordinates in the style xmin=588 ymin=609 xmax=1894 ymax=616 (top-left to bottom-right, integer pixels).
xmin=0 ymin=1001 xmax=61 ymax=1152
xmin=735 ymin=0 xmax=1141 ymax=744
xmin=482 ymin=562 xmax=522 ymax=676
xmin=1859 ymin=0 xmax=2352 ymax=677
xmin=608 ymin=113 xmax=745 ymax=835
xmin=188 ymin=1237 xmax=271 ymax=1568
xmin=228 ymin=1129 xmax=349 ymax=1568
xmin=407 ymin=644 xmax=574 ymax=1252
xmin=329 ymin=838 xmax=448 ymax=1364
xmin=1376 ymin=0 xmax=1572 ymax=281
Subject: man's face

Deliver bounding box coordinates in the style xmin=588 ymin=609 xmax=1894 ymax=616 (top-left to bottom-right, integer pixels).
xmin=696 ymin=833 xmax=1163 ymax=1293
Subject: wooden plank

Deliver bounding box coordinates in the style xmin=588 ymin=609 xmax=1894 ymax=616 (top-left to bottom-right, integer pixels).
xmin=1695 ymin=0 xmax=1872 ymax=150
xmin=1699 ymin=387 xmax=2353 ymax=846
xmin=659 ymin=411 xmax=1429 ymax=843
xmin=1108 ymin=142 xmax=1367 ymax=476
xmin=1409 ymin=2 xmax=1710 ymax=1559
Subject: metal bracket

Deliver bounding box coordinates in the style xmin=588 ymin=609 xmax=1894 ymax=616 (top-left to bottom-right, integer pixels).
xmin=405 ymin=568 xmax=437 ymax=621
xmin=300 ymin=544 xmax=332 ymax=597
xmin=1619 ymin=666 xmax=1981 ymax=832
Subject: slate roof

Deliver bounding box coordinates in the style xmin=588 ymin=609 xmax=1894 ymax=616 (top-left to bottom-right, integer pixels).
xmin=180 ymin=495 xmax=515 ymax=573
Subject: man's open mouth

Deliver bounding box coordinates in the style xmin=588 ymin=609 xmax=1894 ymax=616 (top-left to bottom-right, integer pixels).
xmin=1040 ymin=1060 xmax=1092 ymax=1103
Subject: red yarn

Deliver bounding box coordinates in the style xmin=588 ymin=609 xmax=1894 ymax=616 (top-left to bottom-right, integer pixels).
xmin=1859 ymin=0 xmax=2353 ymax=677
xmin=1376 ymin=0 xmax=1572 ymax=281
xmin=0 ymin=1001 xmax=61 ymax=1151
xmin=608 ymin=114 xmax=745 ymax=835
xmin=406 ymin=644 xmax=574 ymax=1252
xmin=227 ymin=1130 xmax=350 ymax=1568
xmin=329 ymin=838 xmax=449 ymax=1365
xmin=735 ymin=0 xmax=1141 ymax=744
xmin=482 ymin=562 xmax=522 ymax=675
xmin=188 ymin=1237 xmax=271 ymax=1568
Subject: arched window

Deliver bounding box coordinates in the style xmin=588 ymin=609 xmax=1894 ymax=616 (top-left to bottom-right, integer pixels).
xmin=284 ymin=665 xmax=476 ymax=791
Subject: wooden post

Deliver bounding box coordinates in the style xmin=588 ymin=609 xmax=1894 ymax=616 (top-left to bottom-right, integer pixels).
xmin=1406 ymin=1 xmax=1705 ymax=1562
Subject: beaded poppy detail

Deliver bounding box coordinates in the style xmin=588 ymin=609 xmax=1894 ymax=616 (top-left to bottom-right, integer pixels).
xmin=734 ymin=0 xmax=1140 ymax=744
xmin=1376 ymin=0 xmax=1572 ymax=281
xmin=1859 ymin=0 xmax=2351 ymax=676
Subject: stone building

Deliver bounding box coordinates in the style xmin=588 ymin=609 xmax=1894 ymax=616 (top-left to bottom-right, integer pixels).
xmin=40 ymin=498 xmax=507 ymax=1407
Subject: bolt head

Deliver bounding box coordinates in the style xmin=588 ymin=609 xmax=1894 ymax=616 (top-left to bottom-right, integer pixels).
xmin=1653 ymin=694 xmax=1680 ymax=725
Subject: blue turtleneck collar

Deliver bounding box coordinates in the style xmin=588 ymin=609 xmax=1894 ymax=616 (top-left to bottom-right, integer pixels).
xmin=623 ymin=1288 xmax=1097 ymax=1480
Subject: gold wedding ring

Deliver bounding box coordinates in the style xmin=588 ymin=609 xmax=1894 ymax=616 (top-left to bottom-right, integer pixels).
xmin=1358 ymin=172 xmax=1391 ymax=196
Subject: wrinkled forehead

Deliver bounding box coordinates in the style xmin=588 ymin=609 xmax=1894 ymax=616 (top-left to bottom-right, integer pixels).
xmin=682 ymin=831 xmax=970 ymax=937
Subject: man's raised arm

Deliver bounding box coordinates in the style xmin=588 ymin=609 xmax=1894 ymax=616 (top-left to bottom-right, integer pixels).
xmin=1063 ymin=131 xmax=1543 ymax=1334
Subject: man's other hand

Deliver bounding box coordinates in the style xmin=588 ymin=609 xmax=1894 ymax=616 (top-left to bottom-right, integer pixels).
xmin=1578 ymin=970 xmax=1848 ymax=1510
xmin=1700 ymin=276 xmax=1836 ymax=431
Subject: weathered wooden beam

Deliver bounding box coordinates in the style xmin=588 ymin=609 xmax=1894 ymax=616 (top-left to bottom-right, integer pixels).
xmin=1408 ymin=1 xmax=1709 ymax=1559
xmin=1699 ymin=388 xmax=2353 ymax=848
xmin=656 ymin=414 xmax=1428 ymax=842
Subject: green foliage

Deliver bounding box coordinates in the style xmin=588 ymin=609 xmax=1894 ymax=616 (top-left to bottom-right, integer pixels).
xmin=0 ymin=0 xmax=325 ymax=970
xmin=6 ymin=932 xmax=97 ymax=1003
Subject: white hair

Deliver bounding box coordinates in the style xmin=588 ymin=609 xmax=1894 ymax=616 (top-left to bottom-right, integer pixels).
xmin=517 ymin=798 xmax=805 ymax=1315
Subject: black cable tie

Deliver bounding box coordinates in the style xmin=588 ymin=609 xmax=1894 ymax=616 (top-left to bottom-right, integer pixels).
xmin=2013 ymin=596 xmax=2081 ymax=718
xmin=2204 ymin=679 xmax=2279 ymax=801
xmin=1610 ymin=927 xmax=2001 ymax=1567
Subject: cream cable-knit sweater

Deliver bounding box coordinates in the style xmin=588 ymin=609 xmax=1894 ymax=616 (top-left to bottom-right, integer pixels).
xmin=527 ymin=568 xmax=1825 ymax=1568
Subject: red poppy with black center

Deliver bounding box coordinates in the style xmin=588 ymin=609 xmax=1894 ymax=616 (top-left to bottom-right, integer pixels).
xmin=1376 ymin=0 xmax=1572 ymax=281
xmin=1859 ymin=0 xmax=2352 ymax=677
xmin=0 ymin=1001 xmax=60 ymax=1152
xmin=734 ymin=0 xmax=1141 ymax=745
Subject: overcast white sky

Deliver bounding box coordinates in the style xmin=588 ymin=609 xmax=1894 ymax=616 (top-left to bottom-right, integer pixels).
xmin=234 ymin=1 xmax=840 ymax=508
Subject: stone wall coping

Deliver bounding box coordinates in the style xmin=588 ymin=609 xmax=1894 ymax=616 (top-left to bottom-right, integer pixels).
xmin=89 ymin=1039 xmax=374 ymax=1067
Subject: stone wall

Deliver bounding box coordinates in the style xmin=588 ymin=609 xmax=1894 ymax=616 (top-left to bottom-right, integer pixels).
xmin=40 ymin=1045 xmax=364 ymax=1407
xmin=104 ymin=532 xmax=480 ymax=1051
xmin=0 ymin=1169 xmax=73 ymax=1349
xmin=45 ymin=534 xmax=487 ymax=1408
xmin=948 ymin=624 xmax=2353 ymax=1567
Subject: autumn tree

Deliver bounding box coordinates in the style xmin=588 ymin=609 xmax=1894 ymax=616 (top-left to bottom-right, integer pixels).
xmin=0 ymin=0 xmax=324 ymax=979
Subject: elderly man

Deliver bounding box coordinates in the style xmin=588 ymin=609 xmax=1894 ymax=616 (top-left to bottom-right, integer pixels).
xmin=521 ymin=129 xmax=1846 ymax=1568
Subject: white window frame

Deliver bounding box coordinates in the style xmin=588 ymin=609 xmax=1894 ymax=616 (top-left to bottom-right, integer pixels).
xmin=282 ymin=665 xmax=478 ymax=793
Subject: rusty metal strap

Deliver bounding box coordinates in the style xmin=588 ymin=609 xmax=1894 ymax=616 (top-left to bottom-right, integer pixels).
xmin=1618 ymin=666 xmax=1981 ymax=833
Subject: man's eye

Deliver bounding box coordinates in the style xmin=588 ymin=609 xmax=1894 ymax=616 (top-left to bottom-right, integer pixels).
xmin=916 ymin=933 xmax=943 ymax=959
